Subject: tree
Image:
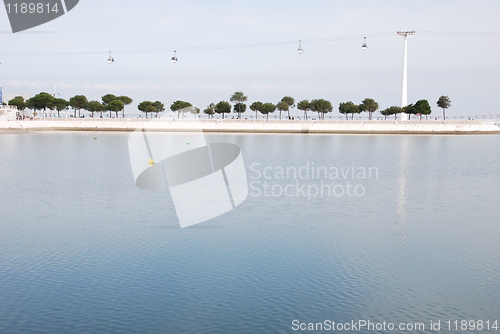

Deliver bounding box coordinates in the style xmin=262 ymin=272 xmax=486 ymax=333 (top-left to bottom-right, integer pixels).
xmin=381 ymin=106 xmax=403 ymax=120
xmin=102 ymin=94 xmax=117 ymax=105
xmin=190 ymin=106 xmax=200 ymax=118
xmin=260 ymin=102 xmax=276 ymax=121
xmin=230 ymin=91 xmax=248 ymax=119
xmin=380 ymin=108 xmax=391 ymax=120
xmin=8 ymin=96 xmax=26 ymax=111
xmin=414 ymin=100 xmax=431 ymax=120
xmin=26 ymin=92 xmax=54 ymax=116
xmin=204 ymin=103 xmax=216 ymax=119
xmin=250 ymin=101 xmax=263 ymax=119
xmin=138 ymin=101 xmax=155 ymax=118
xmin=276 ymin=101 xmax=289 ymax=119
xmin=215 ymin=101 xmax=231 ymax=119
xmin=170 ymin=100 xmax=193 ymax=119
xmin=403 ymin=103 xmax=417 ymax=120
xmin=437 ymin=96 xmax=451 ymax=120
xmin=152 ymin=101 xmax=165 ymax=118
xmin=53 ymin=98 xmax=69 ymax=117
xmin=281 ymin=96 xmax=295 ymax=118
xmin=338 ymin=101 xmax=359 ymax=120
xmin=85 ymin=100 xmax=106 ymax=118
xmin=309 ymin=99 xmax=333 ymax=120
xmin=359 ymin=98 xmax=379 ymax=120
xmin=69 ymin=95 xmax=88 ymax=118
xmin=233 ymin=103 xmax=246 ymax=118
xmin=117 ymin=96 xmax=133 ymax=118
xmin=297 ymin=100 xmax=310 ymax=120
xmin=106 ymin=100 xmax=125 ymax=118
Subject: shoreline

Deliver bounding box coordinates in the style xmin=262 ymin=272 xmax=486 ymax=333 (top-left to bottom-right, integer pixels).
xmin=1 ymin=119 xmax=499 ymax=135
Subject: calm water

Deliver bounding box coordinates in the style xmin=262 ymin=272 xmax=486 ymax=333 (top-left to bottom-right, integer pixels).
xmin=0 ymin=132 xmax=499 ymax=334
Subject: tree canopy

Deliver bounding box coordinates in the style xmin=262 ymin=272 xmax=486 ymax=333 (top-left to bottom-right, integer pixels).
xmin=297 ymin=100 xmax=310 ymax=120
xmin=403 ymin=103 xmax=417 ymax=120
xmin=250 ymin=101 xmax=263 ymax=119
xmin=281 ymin=96 xmax=295 ymax=118
xmin=310 ymin=99 xmax=333 ymax=120
xmin=276 ymin=101 xmax=289 ymax=119
xmin=138 ymin=101 xmax=157 ymax=118
xmin=26 ymin=92 xmax=54 ymax=114
xmin=414 ymin=99 xmax=432 ymax=120
xmin=8 ymin=96 xmax=26 ymax=111
xmin=69 ymin=95 xmax=88 ymax=117
xmin=170 ymin=100 xmax=193 ymax=118
xmin=102 ymin=94 xmax=117 ymax=105
xmin=359 ymin=98 xmax=379 ymax=120
xmin=117 ymin=95 xmax=133 ymax=117
xmin=204 ymin=103 xmax=216 ymax=119
xmin=215 ymin=101 xmax=231 ymax=119
xmin=233 ymin=103 xmax=247 ymax=117
xmin=380 ymin=106 xmax=404 ymax=120
xmin=260 ymin=102 xmax=276 ymax=121
xmin=230 ymin=92 xmax=247 ymax=119
xmin=338 ymin=101 xmax=359 ymax=120
xmin=85 ymin=100 xmax=106 ymax=117
xmin=106 ymin=100 xmax=125 ymax=118
xmin=437 ymin=96 xmax=451 ymax=120
xmin=53 ymin=98 xmax=69 ymax=117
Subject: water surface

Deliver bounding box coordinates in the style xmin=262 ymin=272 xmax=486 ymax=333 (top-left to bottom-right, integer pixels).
xmin=0 ymin=132 xmax=499 ymax=333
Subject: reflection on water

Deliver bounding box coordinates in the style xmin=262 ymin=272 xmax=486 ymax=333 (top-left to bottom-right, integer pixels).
xmin=0 ymin=132 xmax=499 ymax=334
xmin=395 ymin=136 xmax=410 ymax=247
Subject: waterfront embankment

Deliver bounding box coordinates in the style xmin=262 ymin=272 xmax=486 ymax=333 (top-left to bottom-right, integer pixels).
xmin=1 ymin=119 xmax=499 ymax=134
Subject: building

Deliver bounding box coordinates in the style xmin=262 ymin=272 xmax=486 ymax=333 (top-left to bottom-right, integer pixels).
xmin=0 ymin=105 xmax=19 ymax=121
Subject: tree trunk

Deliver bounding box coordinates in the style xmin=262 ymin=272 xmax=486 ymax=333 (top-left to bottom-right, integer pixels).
xmin=443 ymin=108 xmax=446 ymax=120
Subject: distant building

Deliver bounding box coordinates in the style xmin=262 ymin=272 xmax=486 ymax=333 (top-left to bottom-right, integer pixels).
xmin=0 ymin=105 xmax=19 ymax=121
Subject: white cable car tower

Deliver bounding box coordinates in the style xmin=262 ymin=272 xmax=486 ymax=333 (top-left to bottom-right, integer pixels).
xmin=397 ymin=30 xmax=415 ymax=121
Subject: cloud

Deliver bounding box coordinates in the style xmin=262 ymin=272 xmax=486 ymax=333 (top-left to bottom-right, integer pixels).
xmin=250 ymin=84 xmax=279 ymax=91
xmin=57 ymin=83 xmax=76 ymax=90
xmin=83 ymin=84 xmax=144 ymax=92
xmin=6 ymin=81 xmax=42 ymax=89
xmin=199 ymin=85 xmax=234 ymax=92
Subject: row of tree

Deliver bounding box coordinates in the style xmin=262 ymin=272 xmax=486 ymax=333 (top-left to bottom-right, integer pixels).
xmin=162 ymin=92 xmax=451 ymax=121
xmin=8 ymin=90 xmax=452 ymax=120
xmin=7 ymin=93 xmax=133 ymax=118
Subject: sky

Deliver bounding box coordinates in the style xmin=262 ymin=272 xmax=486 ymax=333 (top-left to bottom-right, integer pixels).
xmin=1 ymin=0 xmax=499 ymax=117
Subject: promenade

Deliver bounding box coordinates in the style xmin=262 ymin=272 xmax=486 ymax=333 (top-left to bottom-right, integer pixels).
xmin=1 ymin=118 xmax=499 ymax=134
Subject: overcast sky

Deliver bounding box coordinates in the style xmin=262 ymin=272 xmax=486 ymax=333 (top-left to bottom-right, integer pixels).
xmin=1 ymin=0 xmax=499 ymax=117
